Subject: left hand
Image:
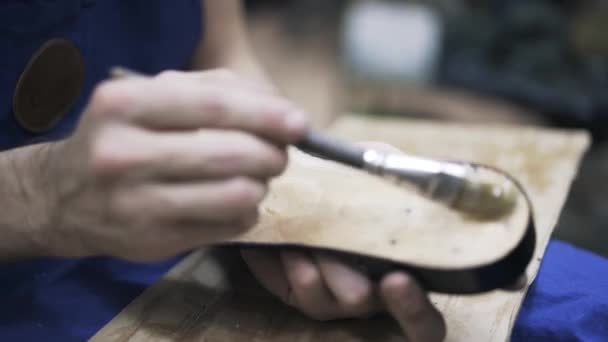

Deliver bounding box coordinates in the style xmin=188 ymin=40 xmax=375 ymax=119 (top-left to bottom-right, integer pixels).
xmin=241 ymin=141 xmax=446 ymax=341
xmin=241 ymin=249 xmax=446 ymax=342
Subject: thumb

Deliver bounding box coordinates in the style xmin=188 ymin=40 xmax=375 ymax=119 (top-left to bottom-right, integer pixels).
xmin=380 ymin=273 xmax=446 ymax=342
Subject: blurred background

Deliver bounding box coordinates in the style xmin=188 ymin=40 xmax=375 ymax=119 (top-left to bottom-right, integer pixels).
xmin=241 ymin=0 xmax=608 ymax=257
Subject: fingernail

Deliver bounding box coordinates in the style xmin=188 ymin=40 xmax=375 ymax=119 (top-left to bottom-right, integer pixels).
xmin=285 ymin=110 xmax=308 ymax=135
xmin=386 ymin=273 xmax=411 ymax=288
xmin=381 ymin=273 xmax=413 ymax=301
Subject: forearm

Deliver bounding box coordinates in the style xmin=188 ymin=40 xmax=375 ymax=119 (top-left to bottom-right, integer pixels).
xmin=192 ymin=0 xmax=273 ymax=85
xmin=0 ymin=144 xmax=54 ymax=261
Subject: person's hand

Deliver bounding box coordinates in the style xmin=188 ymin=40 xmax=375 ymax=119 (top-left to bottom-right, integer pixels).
xmin=242 ymin=250 xmax=446 ymax=342
xmin=242 ymin=142 xmax=445 ymax=341
xmin=37 ymin=69 xmax=307 ymax=261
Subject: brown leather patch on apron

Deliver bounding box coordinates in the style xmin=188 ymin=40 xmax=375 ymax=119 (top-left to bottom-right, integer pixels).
xmin=13 ymin=38 xmax=84 ymax=134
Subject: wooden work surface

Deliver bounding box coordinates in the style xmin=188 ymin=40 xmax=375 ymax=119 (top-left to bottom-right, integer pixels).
xmin=92 ymin=116 xmax=589 ymax=342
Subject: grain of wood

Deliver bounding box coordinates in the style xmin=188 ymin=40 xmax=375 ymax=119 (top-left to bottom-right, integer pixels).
xmin=91 ymin=116 xmax=589 ymax=342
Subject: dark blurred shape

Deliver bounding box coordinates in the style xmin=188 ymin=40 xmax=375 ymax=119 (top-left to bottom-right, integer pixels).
xmin=439 ymin=0 xmax=608 ymax=139
xmin=244 ymin=0 xmax=346 ymax=36
xmin=243 ymin=0 xmax=284 ymax=11
xmin=554 ymin=144 xmax=608 ymax=257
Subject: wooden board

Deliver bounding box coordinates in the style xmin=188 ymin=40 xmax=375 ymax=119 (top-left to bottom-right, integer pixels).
xmin=91 ymin=116 xmax=589 ymax=342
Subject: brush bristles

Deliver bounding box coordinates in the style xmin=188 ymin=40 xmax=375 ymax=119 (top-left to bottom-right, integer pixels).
xmin=452 ymin=177 xmax=519 ymax=221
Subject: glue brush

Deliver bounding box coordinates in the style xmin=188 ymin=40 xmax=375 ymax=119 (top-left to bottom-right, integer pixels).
xmin=298 ymin=130 xmax=519 ymax=221
xmin=110 ymin=66 xmax=519 ymax=221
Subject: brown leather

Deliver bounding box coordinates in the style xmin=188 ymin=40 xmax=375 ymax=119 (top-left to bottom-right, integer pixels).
xmin=13 ymin=38 xmax=84 ymax=133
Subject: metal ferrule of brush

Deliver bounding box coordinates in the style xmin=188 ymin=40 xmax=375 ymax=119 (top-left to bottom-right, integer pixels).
xmin=362 ymin=149 xmax=469 ymax=206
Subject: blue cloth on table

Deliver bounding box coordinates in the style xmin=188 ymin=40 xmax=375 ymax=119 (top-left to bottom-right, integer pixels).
xmin=512 ymin=240 xmax=608 ymax=341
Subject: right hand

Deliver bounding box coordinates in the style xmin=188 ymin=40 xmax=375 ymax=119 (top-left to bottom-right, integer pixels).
xmin=38 ymin=69 xmax=308 ymax=261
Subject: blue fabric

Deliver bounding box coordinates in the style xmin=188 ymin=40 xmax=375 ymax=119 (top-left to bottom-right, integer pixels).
xmin=0 ymin=0 xmax=202 ymax=150
xmin=0 ymin=1 xmax=201 ymax=341
xmin=0 ymin=256 xmax=183 ymax=341
xmin=512 ymin=240 xmax=608 ymax=342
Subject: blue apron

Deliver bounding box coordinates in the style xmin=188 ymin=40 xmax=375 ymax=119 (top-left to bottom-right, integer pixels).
xmin=0 ymin=1 xmax=606 ymax=341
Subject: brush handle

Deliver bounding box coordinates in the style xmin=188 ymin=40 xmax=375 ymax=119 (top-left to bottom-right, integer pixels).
xmin=296 ymin=129 xmax=366 ymax=169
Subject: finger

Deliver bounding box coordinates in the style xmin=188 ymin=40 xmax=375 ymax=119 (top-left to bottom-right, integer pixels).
xmin=160 ymin=69 xmax=278 ymax=95
xmin=112 ymin=177 xmax=266 ymax=225
xmin=177 ymin=217 xmax=259 ymax=247
xmin=315 ymin=255 xmax=381 ymax=317
xmin=281 ymin=250 xmax=341 ymax=321
xmin=92 ymin=125 xmax=288 ymax=180
xmin=113 ymin=68 xmax=278 ymax=102
xmin=241 ymin=249 xmax=291 ymax=300
xmin=90 ymin=77 xmax=308 ymax=143
xmin=380 ymin=273 xmax=446 ymax=342
xmin=119 ymin=219 xmax=257 ymax=260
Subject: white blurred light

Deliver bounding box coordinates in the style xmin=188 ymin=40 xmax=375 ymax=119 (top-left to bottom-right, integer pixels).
xmin=343 ymin=0 xmax=443 ymax=83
